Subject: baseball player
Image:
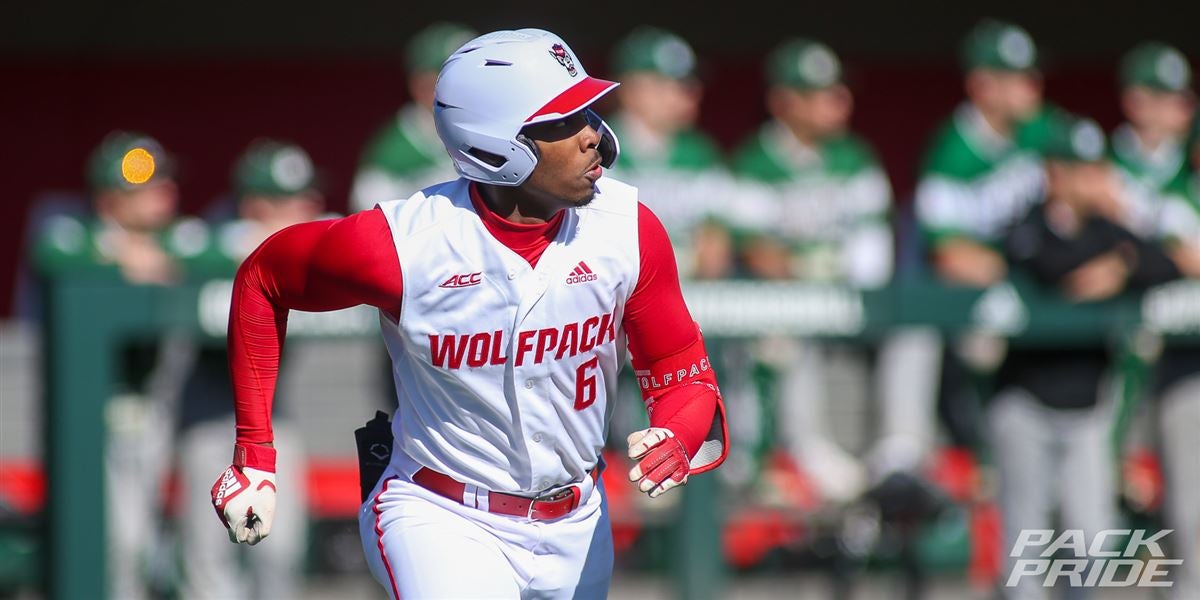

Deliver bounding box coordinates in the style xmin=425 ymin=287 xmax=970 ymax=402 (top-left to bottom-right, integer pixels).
xmin=604 ymin=26 xmax=733 ymax=279
xmin=350 ymin=22 xmax=478 ymax=212
xmin=1153 ymin=117 xmax=1200 ymax=600
xmin=1110 ymin=42 xmax=1195 ymax=237
xmin=35 ymin=132 xmax=216 ymax=600
xmin=994 ymin=115 xmax=1185 ymax=600
xmin=1109 ymin=46 xmax=1200 ymax=600
xmin=209 ymin=29 xmax=727 ymax=599
xmin=915 ymin=19 xmax=1060 ymax=289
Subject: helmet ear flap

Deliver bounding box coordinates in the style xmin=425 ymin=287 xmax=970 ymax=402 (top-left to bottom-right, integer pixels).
xmin=591 ymin=114 xmax=621 ymax=168
xmin=516 ymin=133 xmax=541 ymax=162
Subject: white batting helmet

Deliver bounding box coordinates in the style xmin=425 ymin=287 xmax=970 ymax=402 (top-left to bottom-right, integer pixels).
xmin=433 ymin=29 xmax=621 ymax=186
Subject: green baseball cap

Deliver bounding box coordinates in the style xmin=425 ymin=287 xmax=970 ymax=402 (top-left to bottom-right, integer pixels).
xmin=87 ymin=131 xmax=174 ymax=192
xmin=766 ymin=38 xmax=842 ymax=90
xmin=1043 ymin=115 xmax=1108 ymax=163
xmin=961 ymin=19 xmax=1038 ymax=72
xmin=406 ymin=22 xmax=477 ymax=74
xmin=612 ymin=27 xmax=698 ymax=80
xmin=1119 ymin=42 xmax=1193 ymax=93
xmin=233 ymin=140 xmax=317 ymax=197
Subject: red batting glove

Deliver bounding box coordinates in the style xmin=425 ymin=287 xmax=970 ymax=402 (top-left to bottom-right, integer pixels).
xmin=627 ymin=428 xmax=690 ymax=498
xmin=211 ymin=443 xmax=277 ymax=545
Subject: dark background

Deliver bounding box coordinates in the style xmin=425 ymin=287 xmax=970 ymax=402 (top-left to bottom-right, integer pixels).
xmin=3 ymin=0 xmax=1197 ymax=316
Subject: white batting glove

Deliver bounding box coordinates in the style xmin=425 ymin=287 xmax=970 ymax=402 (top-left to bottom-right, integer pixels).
xmin=210 ymin=443 xmax=277 ymax=545
xmin=627 ymin=427 xmax=690 ymax=498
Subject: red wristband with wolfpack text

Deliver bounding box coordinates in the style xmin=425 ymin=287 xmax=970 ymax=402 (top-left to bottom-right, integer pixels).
xmin=632 ymin=326 xmax=720 ymax=457
xmin=632 ymin=330 xmax=718 ymax=410
xmin=233 ymin=443 xmax=278 ymax=473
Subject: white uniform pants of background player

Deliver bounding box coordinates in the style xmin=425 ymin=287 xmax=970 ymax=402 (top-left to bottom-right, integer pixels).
xmin=179 ymin=418 xmax=307 ymax=600
xmin=988 ymin=387 xmax=1117 ymax=600
xmin=1159 ymin=374 xmax=1200 ymax=600
xmin=359 ymin=454 xmax=613 ymax=599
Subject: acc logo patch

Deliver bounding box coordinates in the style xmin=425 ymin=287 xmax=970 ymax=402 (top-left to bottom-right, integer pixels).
xmin=549 ymin=44 xmax=578 ymax=77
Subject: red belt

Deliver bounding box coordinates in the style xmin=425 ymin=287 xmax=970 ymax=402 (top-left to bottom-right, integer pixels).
xmin=412 ymin=467 xmax=599 ymax=521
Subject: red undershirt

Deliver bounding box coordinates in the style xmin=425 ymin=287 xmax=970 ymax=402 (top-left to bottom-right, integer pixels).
xmin=468 ymin=184 xmax=564 ymax=269
xmin=228 ymin=183 xmax=715 ymax=458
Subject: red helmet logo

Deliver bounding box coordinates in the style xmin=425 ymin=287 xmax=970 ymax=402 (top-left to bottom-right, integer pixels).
xmin=548 ymin=43 xmax=578 ymax=77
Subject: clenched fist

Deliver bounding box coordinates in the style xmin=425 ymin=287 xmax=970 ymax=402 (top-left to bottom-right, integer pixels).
xmin=211 ymin=444 xmax=277 ymax=545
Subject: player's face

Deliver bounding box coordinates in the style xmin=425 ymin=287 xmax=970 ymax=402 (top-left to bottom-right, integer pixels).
xmin=409 ymin=71 xmax=439 ymax=112
xmin=1047 ymin=161 xmax=1116 ymax=211
xmin=618 ymin=72 xmax=702 ymax=133
xmin=770 ymin=85 xmax=853 ymax=140
xmin=1121 ymin=87 xmax=1196 ymax=139
xmin=101 ymin=180 xmax=179 ymax=232
xmin=521 ymin=110 xmax=605 ymax=206
xmin=969 ymin=70 xmax=1043 ymax=123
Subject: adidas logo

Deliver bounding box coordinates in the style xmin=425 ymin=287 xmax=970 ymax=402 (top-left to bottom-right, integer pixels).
xmin=439 ymin=272 xmax=482 ymax=289
xmin=214 ymin=468 xmax=242 ymax=504
xmin=566 ymin=261 xmax=598 ymax=285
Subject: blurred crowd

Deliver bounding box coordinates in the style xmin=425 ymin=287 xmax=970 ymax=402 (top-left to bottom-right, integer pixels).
xmin=21 ymin=19 xmax=1200 ymax=600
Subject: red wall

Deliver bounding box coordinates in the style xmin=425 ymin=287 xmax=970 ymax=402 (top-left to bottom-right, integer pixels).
xmin=0 ymin=57 xmax=1122 ymax=316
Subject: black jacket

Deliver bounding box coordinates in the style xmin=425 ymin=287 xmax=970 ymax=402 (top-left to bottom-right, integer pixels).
xmin=997 ymin=206 xmax=1181 ymax=409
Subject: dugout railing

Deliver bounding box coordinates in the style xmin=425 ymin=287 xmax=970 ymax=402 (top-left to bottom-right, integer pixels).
xmin=40 ymin=275 xmax=1200 ymax=600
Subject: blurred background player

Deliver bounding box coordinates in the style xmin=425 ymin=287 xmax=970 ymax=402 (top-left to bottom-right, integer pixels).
xmin=1154 ymin=118 xmax=1200 ymax=600
xmin=915 ymin=19 xmax=1052 ymax=289
xmin=912 ymin=19 xmax=1061 ymax=484
xmin=1110 ymin=45 xmax=1200 ymax=600
xmin=605 ymin=26 xmax=733 ymax=280
xmin=731 ymin=39 xmax=941 ymax=508
xmin=995 ymin=115 xmax=1185 ymax=600
xmin=349 ymin=22 xmax=478 ymax=211
xmin=602 ymin=28 xmax=749 ymax=495
xmin=34 ymin=132 xmax=211 ymax=284
xmin=734 ymin=38 xmax=892 ymax=287
xmin=175 ymin=140 xmax=322 ymax=600
xmin=33 ymin=131 xmax=215 ymax=600
xmin=1111 ymin=42 xmax=1195 ymax=236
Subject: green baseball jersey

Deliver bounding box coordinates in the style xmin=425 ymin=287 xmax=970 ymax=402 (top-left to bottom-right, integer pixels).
xmin=606 ymin=113 xmax=730 ymax=228
xmin=914 ymin=103 xmax=1058 ymax=247
xmin=605 ymin=114 xmax=739 ymax=277
xmin=1156 ymin=171 xmax=1200 ymax=244
xmin=33 ymin=215 xmax=223 ymax=279
xmin=731 ymin=121 xmax=894 ymax=286
xmin=1109 ymin=123 xmax=1192 ymax=240
xmin=350 ymin=104 xmax=458 ymax=211
xmin=208 ymin=213 xmax=343 ymax=272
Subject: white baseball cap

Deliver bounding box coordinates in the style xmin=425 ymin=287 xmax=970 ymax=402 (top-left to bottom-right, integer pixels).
xmin=433 ymin=29 xmax=621 ymax=186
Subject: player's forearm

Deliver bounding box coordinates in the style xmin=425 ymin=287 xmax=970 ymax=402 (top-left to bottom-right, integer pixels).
xmin=228 ymin=245 xmax=291 ymax=445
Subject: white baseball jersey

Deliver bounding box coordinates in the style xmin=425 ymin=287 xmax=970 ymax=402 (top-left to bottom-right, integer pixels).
xmin=376 ymin=176 xmax=641 ymax=494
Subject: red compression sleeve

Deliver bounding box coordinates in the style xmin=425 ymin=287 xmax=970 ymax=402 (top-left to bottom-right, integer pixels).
xmin=624 ymin=202 xmax=718 ymax=457
xmin=229 ymin=208 xmax=402 ymax=445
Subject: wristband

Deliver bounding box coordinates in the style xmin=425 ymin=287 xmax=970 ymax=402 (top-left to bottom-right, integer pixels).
xmin=233 ymin=443 xmax=278 ymax=473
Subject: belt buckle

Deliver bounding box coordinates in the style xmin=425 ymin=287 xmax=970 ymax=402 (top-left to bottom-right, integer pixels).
xmin=528 ymin=486 xmax=573 ymax=519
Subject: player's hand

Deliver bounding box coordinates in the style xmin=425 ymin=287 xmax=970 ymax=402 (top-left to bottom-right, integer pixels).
xmin=1064 ymin=249 xmax=1130 ymax=302
xmin=211 ymin=444 xmax=277 ymax=545
xmin=627 ymin=427 xmax=689 ymax=498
